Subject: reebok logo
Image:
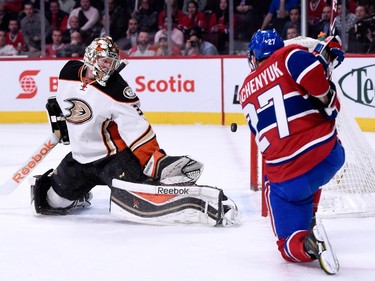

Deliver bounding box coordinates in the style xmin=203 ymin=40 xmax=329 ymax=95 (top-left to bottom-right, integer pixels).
xmin=12 ymin=141 xmax=55 ymax=183
xmin=157 ymin=187 xmax=189 ymax=195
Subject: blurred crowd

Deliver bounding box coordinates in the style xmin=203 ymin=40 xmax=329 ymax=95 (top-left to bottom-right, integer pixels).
xmin=0 ymin=0 xmax=374 ymax=57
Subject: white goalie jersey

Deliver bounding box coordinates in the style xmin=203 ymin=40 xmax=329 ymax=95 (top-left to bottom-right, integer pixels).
xmin=56 ymin=60 xmax=160 ymax=166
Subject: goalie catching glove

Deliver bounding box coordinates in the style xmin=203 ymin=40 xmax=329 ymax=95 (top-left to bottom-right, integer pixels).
xmin=46 ymin=96 xmax=70 ymax=145
xmin=143 ymin=150 xmax=204 ymax=185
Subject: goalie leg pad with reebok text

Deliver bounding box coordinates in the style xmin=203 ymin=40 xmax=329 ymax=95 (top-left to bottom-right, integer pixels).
xmin=110 ymin=180 xmax=241 ymax=226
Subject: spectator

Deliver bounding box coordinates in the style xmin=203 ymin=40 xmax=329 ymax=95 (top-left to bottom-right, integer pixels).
xmin=45 ymin=29 xmax=66 ymax=57
xmin=59 ymin=0 xmax=77 ymax=14
xmin=62 ymin=15 xmax=80 ymax=43
xmin=184 ymin=27 xmax=218 ymax=55
xmin=281 ymin=6 xmax=301 ymax=40
xmin=128 ymin=30 xmax=157 ymax=56
xmin=158 ymin=0 xmax=185 ymax=30
xmin=208 ymin=0 xmax=231 ymax=54
xmin=181 ymin=0 xmax=208 ymax=35
xmin=260 ymin=0 xmax=299 ymax=35
xmin=20 ymin=2 xmax=51 ymax=57
xmin=108 ymin=0 xmax=128 ymax=41
xmin=5 ymin=19 xmax=26 ymax=54
xmin=154 ymin=16 xmax=184 ymax=49
xmin=57 ymin=31 xmax=85 ymax=57
xmin=46 ymin=0 xmax=69 ymax=43
xmin=67 ymin=0 xmax=100 ymax=43
xmin=92 ymin=13 xmax=111 ymax=38
xmin=333 ymin=0 xmax=356 ymax=51
xmin=348 ymin=5 xmax=374 ymax=53
xmin=116 ymin=17 xmax=139 ymax=51
xmin=0 ymin=29 xmax=17 ymax=55
xmin=182 ymin=0 xmax=207 ymax=14
xmin=3 ymin=0 xmax=23 ymax=15
xmin=0 ymin=3 xmax=12 ymax=31
xmin=132 ymin=0 xmax=158 ymax=36
xmin=286 ymin=25 xmax=299 ymax=39
xmin=308 ymin=0 xmax=328 ymax=27
xmin=155 ymin=33 xmax=181 ymax=56
xmin=234 ymin=0 xmax=262 ymax=42
xmin=309 ymin=5 xmax=331 ymax=38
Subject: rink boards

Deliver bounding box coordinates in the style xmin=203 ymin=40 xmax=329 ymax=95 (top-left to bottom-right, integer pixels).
xmin=0 ymin=56 xmax=374 ymax=131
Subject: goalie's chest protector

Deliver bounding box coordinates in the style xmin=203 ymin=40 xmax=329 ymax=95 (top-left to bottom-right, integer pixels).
xmin=56 ymin=60 xmax=149 ymax=164
xmin=239 ymin=46 xmax=337 ymax=183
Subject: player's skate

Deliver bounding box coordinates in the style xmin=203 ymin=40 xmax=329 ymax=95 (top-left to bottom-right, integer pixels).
xmin=304 ymin=220 xmax=340 ymax=275
xmin=31 ymin=169 xmax=92 ymax=215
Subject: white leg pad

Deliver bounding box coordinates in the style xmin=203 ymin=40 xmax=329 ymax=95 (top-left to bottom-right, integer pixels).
xmin=110 ymin=180 xmax=241 ymax=226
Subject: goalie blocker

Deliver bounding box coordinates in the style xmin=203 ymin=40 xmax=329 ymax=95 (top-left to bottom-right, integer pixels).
xmin=110 ymin=180 xmax=241 ymax=226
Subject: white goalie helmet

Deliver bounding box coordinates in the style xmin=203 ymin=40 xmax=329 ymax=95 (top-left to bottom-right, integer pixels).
xmin=84 ymin=36 xmax=121 ymax=86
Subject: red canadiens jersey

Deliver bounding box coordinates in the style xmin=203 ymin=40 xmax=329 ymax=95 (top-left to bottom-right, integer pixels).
xmin=56 ymin=60 xmax=160 ymax=167
xmin=239 ymin=45 xmax=339 ymax=183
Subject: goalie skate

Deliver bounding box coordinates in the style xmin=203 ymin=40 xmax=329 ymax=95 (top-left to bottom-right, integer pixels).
xmin=304 ymin=220 xmax=340 ymax=275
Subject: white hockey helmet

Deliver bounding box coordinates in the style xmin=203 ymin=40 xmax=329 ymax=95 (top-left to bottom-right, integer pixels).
xmin=84 ymin=36 xmax=121 ymax=86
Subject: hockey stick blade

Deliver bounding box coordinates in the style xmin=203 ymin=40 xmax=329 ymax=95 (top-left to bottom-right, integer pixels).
xmin=0 ymin=133 xmax=60 ymax=196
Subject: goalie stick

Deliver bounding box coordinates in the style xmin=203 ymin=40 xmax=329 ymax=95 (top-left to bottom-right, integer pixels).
xmin=0 ymin=133 xmax=60 ymax=196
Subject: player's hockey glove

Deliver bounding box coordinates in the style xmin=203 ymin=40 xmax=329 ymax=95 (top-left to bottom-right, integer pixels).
xmin=46 ymin=96 xmax=70 ymax=145
xmin=313 ymin=35 xmax=345 ymax=71
xmin=309 ymin=81 xmax=339 ymax=121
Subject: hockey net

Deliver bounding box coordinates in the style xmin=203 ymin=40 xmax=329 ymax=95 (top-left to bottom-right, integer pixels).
xmin=253 ymin=37 xmax=375 ymax=218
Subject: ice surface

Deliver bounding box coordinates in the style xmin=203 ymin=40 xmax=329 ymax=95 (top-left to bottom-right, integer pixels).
xmin=1 ymin=124 xmax=374 ymax=281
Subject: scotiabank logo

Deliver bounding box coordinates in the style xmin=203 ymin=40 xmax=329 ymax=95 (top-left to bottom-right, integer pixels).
xmin=135 ymin=74 xmax=195 ymax=93
xmin=17 ymin=70 xmax=41 ymax=99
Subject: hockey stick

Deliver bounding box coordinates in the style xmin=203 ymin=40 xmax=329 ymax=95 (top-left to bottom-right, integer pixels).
xmin=330 ymin=0 xmax=338 ymax=36
xmin=0 ymin=133 xmax=60 ymax=196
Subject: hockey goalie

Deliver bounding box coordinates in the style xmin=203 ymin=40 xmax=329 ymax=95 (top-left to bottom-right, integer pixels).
xmin=30 ymin=36 xmax=240 ymax=227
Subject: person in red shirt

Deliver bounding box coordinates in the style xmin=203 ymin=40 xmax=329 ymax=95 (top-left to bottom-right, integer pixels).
xmin=45 ymin=29 xmax=66 ymax=57
xmin=308 ymin=0 xmax=328 ymax=26
xmin=46 ymin=0 xmax=69 ymax=33
xmin=180 ymin=0 xmax=208 ymax=34
xmin=5 ymin=19 xmax=26 ymax=54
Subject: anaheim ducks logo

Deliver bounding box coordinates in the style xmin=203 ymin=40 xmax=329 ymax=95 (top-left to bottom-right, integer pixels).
xmin=123 ymin=86 xmax=136 ymax=99
xmin=64 ymin=98 xmax=93 ymax=124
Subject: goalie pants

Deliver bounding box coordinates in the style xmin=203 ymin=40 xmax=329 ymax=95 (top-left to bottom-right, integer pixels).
xmin=51 ymin=149 xmax=144 ymax=201
xmin=264 ymin=140 xmax=345 ymax=262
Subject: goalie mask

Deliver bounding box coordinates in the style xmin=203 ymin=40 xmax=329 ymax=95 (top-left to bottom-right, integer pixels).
xmin=247 ymin=29 xmax=284 ymax=70
xmin=84 ymin=36 xmax=121 ymax=86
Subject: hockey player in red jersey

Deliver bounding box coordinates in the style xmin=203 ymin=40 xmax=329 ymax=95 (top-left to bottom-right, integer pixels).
xmin=31 ymin=36 xmax=240 ymax=226
xmin=239 ymin=30 xmax=345 ymax=274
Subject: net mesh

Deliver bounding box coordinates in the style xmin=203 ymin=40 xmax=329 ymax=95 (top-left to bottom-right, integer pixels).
xmin=317 ymin=105 xmax=375 ymax=218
